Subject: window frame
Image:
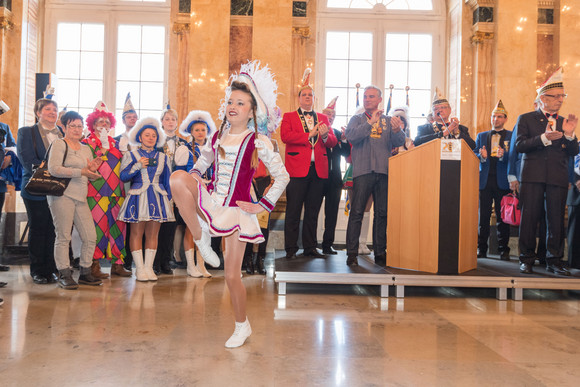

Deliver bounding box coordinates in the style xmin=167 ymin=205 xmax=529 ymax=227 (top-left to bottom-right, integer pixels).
xmin=43 ymin=1 xmax=170 ymax=132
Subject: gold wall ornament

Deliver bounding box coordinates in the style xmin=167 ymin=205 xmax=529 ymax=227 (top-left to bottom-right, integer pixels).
xmin=292 ymin=27 xmax=310 ymax=39
xmin=470 ymin=31 xmax=494 ymax=45
xmin=0 ymin=14 xmax=14 ymax=31
xmin=172 ymin=22 xmax=190 ymax=35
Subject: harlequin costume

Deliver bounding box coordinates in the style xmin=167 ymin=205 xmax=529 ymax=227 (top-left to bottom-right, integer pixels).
xmin=83 ymin=101 xmax=130 ymax=277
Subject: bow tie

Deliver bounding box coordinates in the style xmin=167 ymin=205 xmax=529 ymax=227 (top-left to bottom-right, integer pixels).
xmin=303 ymin=111 xmax=314 ymax=117
xmin=167 ymin=136 xmax=177 ymax=141
xmin=546 ymin=112 xmax=557 ymax=119
xmin=47 ymin=128 xmax=61 ymax=136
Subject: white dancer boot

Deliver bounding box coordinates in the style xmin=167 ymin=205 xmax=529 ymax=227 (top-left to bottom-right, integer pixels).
xmin=133 ymin=250 xmax=148 ymax=282
xmin=185 ymin=249 xmax=202 ymax=278
xmin=196 ymin=251 xmax=212 ymax=278
xmin=194 ymin=216 xmax=220 ymax=268
xmin=225 ymin=318 xmax=252 ymax=348
xmin=358 ymin=212 xmax=372 ymax=255
xmin=144 ymin=249 xmax=158 ymax=281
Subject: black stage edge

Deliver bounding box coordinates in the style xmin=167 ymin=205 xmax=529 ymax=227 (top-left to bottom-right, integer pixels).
xmin=274 ymin=251 xmax=580 ymax=300
xmin=438 ymin=159 xmax=461 ymax=274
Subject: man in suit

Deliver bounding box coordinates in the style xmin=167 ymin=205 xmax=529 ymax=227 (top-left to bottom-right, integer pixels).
xmin=507 ymin=98 xmax=547 ymax=264
xmin=474 ymin=100 xmax=512 ymax=261
xmin=0 ymin=99 xmax=16 ymax=274
xmin=281 ymin=69 xmax=337 ymax=259
xmin=515 ymin=67 xmax=578 ymax=275
xmin=345 ymin=85 xmax=405 ymax=266
xmin=321 ymin=97 xmax=350 ymax=255
xmin=566 ymin=154 xmax=580 ymax=269
xmin=414 ymin=88 xmax=476 ymax=149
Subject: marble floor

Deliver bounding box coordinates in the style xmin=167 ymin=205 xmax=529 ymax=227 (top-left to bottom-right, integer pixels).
xmin=2 ymin=262 xmax=580 ymax=386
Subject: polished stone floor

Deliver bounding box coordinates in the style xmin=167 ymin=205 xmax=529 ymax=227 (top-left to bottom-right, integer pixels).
xmin=2 ymin=262 xmax=580 ymax=386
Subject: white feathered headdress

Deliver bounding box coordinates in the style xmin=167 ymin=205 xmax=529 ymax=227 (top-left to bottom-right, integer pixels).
xmin=129 ymin=117 xmax=167 ymax=148
xmin=179 ymin=110 xmax=217 ymax=138
xmin=218 ymin=60 xmax=281 ymax=136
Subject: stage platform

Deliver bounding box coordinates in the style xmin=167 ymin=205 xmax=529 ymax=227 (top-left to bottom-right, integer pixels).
xmin=274 ymin=251 xmax=580 ymax=301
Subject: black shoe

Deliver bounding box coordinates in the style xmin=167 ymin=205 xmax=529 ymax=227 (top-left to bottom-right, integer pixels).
xmin=346 ymin=254 xmax=358 ymax=266
xmin=0 ymin=297 xmax=3 ymax=306
xmin=0 ymin=264 xmax=9 ymax=271
xmin=160 ymin=263 xmax=173 ymax=275
xmin=546 ymin=262 xmax=571 ymax=276
xmin=304 ymin=249 xmax=325 ymax=258
xmin=0 ymin=281 xmax=7 ymax=288
xmin=244 ymin=254 xmax=254 ymax=275
xmin=477 ymin=251 xmax=487 ymax=258
xmin=285 ymin=254 xmax=297 ymax=260
xmin=256 ymin=255 xmax=266 ymax=275
xmin=500 ymin=251 xmax=510 ymax=261
xmin=78 ymin=273 xmax=103 ymax=286
xmin=46 ymin=272 xmax=59 ymax=284
xmin=32 ymin=274 xmax=48 ymax=284
xmin=519 ymin=262 xmax=534 ymax=274
xmin=58 ymin=269 xmax=79 ymax=290
xmin=322 ymin=247 xmax=338 ymax=255
xmin=374 ymin=254 xmax=386 ymax=266
xmin=537 ymin=257 xmax=547 ymax=266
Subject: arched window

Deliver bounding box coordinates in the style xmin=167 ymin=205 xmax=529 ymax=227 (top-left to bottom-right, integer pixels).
xmin=317 ymin=0 xmax=445 ymax=138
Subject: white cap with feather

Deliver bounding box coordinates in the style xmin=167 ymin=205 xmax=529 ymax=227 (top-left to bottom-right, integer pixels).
xmin=219 ymin=60 xmax=281 ymax=136
xmin=179 ymin=110 xmax=217 ymax=138
xmin=128 ymin=117 xmax=167 ymax=148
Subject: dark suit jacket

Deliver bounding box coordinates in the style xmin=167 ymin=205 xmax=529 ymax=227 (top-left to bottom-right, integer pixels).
xmin=515 ymin=110 xmax=579 ymax=188
xmin=17 ymin=124 xmax=64 ymax=200
xmin=415 ymin=122 xmax=476 ymax=149
xmin=280 ymin=110 xmax=337 ymax=178
xmin=0 ymin=122 xmax=17 ymax=193
xmin=327 ymin=128 xmax=351 ymax=188
xmin=507 ymin=125 xmax=522 ymax=181
xmin=475 ymin=129 xmax=512 ymax=190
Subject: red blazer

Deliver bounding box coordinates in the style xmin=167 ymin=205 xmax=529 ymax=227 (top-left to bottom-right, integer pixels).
xmin=280 ymin=110 xmax=337 ymax=178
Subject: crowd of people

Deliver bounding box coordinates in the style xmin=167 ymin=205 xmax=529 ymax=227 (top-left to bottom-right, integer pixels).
xmin=0 ymin=63 xmax=578 ymax=345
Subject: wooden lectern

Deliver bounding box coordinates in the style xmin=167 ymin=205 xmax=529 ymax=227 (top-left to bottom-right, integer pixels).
xmin=387 ymin=138 xmax=478 ymax=274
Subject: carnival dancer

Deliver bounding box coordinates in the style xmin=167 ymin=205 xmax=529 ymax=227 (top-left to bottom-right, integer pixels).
xmin=83 ymin=101 xmax=132 ymax=278
xmin=153 ymin=105 xmax=192 ymax=275
xmin=177 ymin=110 xmax=216 ymax=278
xmin=170 ymin=61 xmax=289 ymax=348
xmin=118 ymin=117 xmax=175 ymax=281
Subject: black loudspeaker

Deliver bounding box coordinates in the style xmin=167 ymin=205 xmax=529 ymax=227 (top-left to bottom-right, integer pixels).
xmin=35 ymin=73 xmax=57 ymax=102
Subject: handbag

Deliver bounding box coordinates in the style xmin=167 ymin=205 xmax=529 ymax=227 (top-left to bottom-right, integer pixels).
xmin=501 ymin=193 xmax=521 ymax=226
xmin=25 ymin=139 xmax=71 ymax=196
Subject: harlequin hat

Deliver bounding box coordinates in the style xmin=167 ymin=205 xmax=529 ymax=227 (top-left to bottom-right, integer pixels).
xmin=432 ymin=87 xmax=449 ymax=108
xmin=86 ymin=101 xmax=117 ymax=133
xmin=219 ymin=60 xmax=281 ymax=136
xmin=129 ymin=117 xmax=166 ymax=148
xmin=122 ymin=93 xmax=137 ymax=118
xmin=492 ymin=99 xmax=508 ymax=116
xmin=298 ymin=68 xmax=313 ymax=95
xmin=537 ymin=66 xmax=563 ymax=95
xmin=179 ymin=110 xmax=216 ymax=137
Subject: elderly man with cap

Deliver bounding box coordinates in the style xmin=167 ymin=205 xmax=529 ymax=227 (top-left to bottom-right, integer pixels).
xmin=474 ymin=100 xmax=512 ymax=261
xmin=414 ymin=88 xmax=476 ymax=149
xmin=0 ymin=100 xmax=16 ymax=274
xmin=321 ymin=97 xmax=351 ymax=255
xmin=115 ymin=93 xmax=138 ymax=153
xmin=515 ymin=67 xmax=578 ymax=275
xmin=281 ymin=68 xmax=337 ymax=260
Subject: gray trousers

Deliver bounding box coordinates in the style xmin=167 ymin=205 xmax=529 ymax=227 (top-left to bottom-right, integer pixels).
xmin=47 ymin=195 xmax=96 ymax=270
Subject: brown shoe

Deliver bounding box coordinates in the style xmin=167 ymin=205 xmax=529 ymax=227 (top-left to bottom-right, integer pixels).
xmin=111 ymin=263 xmax=132 ymax=277
xmin=91 ymin=260 xmax=110 ymax=279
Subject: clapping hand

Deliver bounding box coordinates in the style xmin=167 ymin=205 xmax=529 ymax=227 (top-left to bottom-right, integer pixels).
xmin=497 ymin=146 xmax=504 ymax=158
xmin=390 ymin=116 xmax=403 ymax=133
xmin=309 ymin=124 xmax=319 ymax=139
xmin=448 ymin=117 xmax=460 ymax=136
xmin=318 ymin=123 xmax=329 ymax=139
xmin=563 ymin=114 xmax=578 ymax=137
xmin=369 ymin=110 xmax=383 ymax=124
xmin=139 ymin=156 xmax=149 ymax=168
xmin=87 ymin=157 xmax=103 ymax=172
xmin=480 ymin=145 xmax=487 ymax=159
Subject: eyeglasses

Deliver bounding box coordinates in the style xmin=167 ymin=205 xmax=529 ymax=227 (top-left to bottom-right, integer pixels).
xmin=544 ymin=93 xmax=567 ymax=99
xmin=67 ymin=125 xmax=84 ymax=129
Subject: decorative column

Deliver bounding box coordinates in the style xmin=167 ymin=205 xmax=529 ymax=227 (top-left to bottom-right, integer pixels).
xmin=495 ymin=0 xmax=537 ymax=120
xmin=171 ymin=11 xmax=190 ymax=123
xmin=252 ymin=0 xmax=293 ymax=113
xmin=558 ymin=0 xmax=580 ymax=136
xmin=470 ymin=30 xmax=494 ymax=134
xmin=187 ymin=0 xmax=231 ymax=116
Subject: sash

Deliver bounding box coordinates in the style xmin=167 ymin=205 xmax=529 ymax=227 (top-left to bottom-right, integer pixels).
xmin=297 ymin=108 xmax=318 ymax=147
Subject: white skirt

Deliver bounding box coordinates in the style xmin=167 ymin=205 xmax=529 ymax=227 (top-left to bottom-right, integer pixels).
xmin=197 ymin=185 xmax=264 ymax=243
